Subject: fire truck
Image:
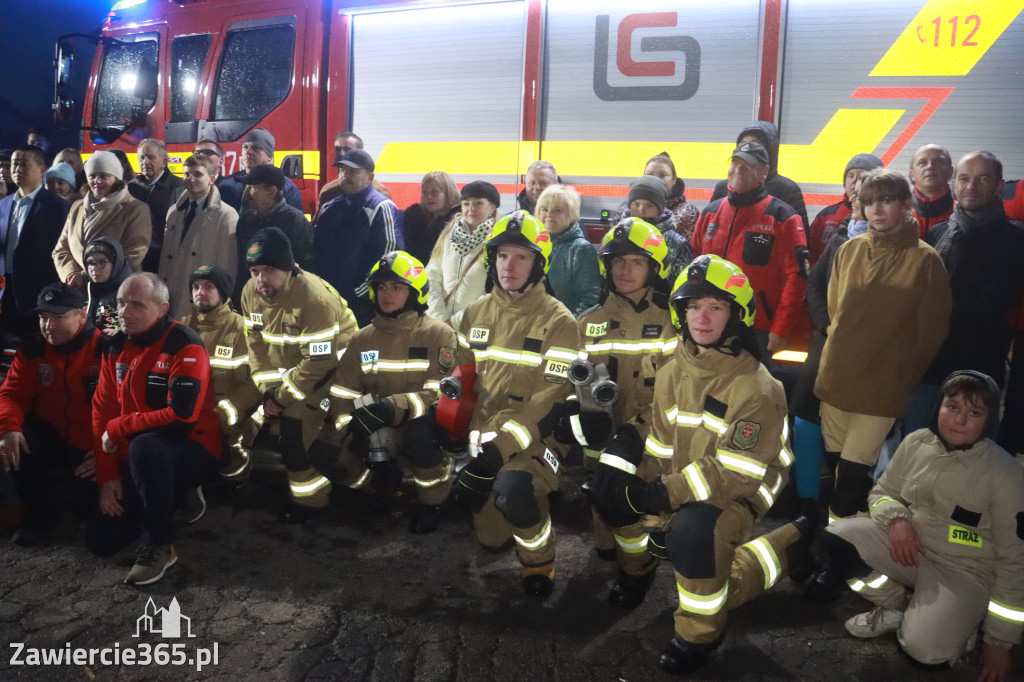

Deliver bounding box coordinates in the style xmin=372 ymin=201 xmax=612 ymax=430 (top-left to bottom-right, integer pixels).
xmin=54 ymin=0 xmax=1024 ymax=219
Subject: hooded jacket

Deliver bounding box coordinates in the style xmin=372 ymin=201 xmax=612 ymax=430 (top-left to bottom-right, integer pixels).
xmin=85 ymin=236 xmax=133 ymax=335
xmin=867 ymin=371 xmax=1024 ymax=650
xmin=709 ymin=122 xmax=809 ymax=228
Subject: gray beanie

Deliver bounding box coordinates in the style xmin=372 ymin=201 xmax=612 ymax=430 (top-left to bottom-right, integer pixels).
xmin=45 ymin=163 xmax=76 ymax=187
xmin=628 ymin=175 xmax=667 ymax=214
xmin=244 ymin=128 xmax=275 ymax=157
xmin=84 ymin=151 xmax=123 ymax=180
xmin=843 ymin=153 xmax=884 ymax=182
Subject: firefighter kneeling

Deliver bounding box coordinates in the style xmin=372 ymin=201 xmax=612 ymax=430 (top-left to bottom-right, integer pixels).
xmin=241 ymin=228 xmax=357 ymax=523
xmin=309 ymin=251 xmax=458 ymax=533
xmin=588 ymin=255 xmax=812 ymax=676
xmin=448 ymin=212 xmax=580 ymax=598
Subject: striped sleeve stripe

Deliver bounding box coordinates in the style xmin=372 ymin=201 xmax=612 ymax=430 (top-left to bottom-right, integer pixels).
xmin=715 ymin=450 xmax=768 ymax=479
xmin=682 ymin=461 xmax=711 ymax=501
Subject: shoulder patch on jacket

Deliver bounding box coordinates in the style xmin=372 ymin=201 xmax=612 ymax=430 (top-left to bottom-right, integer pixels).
xmin=733 ymin=421 xmax=760 ymax=449
xmin=439 ymin=347 xmax=455 ymax=370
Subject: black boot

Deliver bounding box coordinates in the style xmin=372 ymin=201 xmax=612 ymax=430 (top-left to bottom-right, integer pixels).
xmin=608 ymin=570 xmax=656 ymax=608
xmin=787 ymin=514 xmax=815 ymax=583
xmin=804 ymin=530 xmax=870 ymax=602
xmin=657 ymin=635 xmax=719 ymax=676
xmin=366 ymin=462 xmax=402 ymax=512
xmin=408 ymin=504 xmax=443 ymax=534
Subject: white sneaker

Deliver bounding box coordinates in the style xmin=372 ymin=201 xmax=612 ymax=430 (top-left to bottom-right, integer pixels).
xmin=845 ymin=607 xmax=904 ymax=639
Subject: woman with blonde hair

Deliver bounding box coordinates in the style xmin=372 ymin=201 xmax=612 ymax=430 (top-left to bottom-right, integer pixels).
xmin=536 ymin=184 xmax=601 ymax=317
xmin=403 ymin=171 xmax=461 ymax=265
xmin=425 ymin=181 xmax=500 ymax=326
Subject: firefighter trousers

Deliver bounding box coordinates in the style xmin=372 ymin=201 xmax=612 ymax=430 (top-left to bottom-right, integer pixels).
xmin=255 ymin=400 xmax=332 ymax=508
xmin=667 ymin=500 xmax=801 ymax=644
xmin=826 ymin=517 xmax=987 ymax=664
xmin=473 ymin=444 xmax=559 ymax=570
xmin=585 ymin=450 xmax=656 ymax=576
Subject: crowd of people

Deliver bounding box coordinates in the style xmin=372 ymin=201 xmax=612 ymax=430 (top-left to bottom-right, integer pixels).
xmin=0 ymin=122 xmax=1022 ymax=679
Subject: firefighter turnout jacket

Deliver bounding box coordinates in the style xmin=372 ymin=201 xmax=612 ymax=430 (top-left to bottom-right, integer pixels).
xmin=241 ymin=268 xmax=357 ymax=412
xmin=0 ymin=324 xmax=105 ymax=452
xmin=93 ymin=316 xmax=221 ymax=486
xmin=330 ymin=310 xmax=456 ymax=431
xmin=457 ymin=283 xmax=580 ymax=460
xmin=182 ymin=301 xmax=261 ymax=433
xmin=867 ymin=429 xmax=1024 ymax=649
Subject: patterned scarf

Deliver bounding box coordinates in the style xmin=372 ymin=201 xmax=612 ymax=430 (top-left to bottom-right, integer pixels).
xmin=448 ymin=215 xmax=494 ymax=258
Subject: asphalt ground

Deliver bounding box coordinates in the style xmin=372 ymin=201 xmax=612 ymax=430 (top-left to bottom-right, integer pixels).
xmin=0 ymin=458 xmax=1017 ymax=682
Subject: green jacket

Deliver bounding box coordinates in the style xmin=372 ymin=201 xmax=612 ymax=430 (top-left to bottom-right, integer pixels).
xmin=547 ymin=222 xmax=602 ymax=318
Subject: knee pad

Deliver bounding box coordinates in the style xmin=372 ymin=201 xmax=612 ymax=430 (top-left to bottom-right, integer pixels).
xmin=820 ymin=529 xmax=871 ymax=580
xmin=830 ymin=460 xmax=873 ymax=519
xmin=493 ymin=469 xmax=541 ymax=528
xmin=402 ymin=417 xmax=441 ymax=469
xmin=307 ymin=438 xmax=341 ymax=473
xmin=665 ymin=503 xmax=722 ymax=579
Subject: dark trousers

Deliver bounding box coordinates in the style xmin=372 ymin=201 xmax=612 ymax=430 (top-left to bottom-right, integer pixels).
xmin=85 ymin=433 xmax=214 ymax=555
xmin=10 ymin=417 xmax=96 ymax=520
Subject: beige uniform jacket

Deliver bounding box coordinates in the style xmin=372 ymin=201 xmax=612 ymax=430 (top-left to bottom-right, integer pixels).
xmin=329 ymin=310 xmax=457 ymax=431
xmin=241 ymin=268 xmax=357 ymax=409
xmin=639 ymin=339 xmax=792 ymax=521
xmin=868 ymin=429 xmax=1024 ymax=648
xmin=578 ymin=287 xmax=676 ymax=427
xmin=181 ymin=301 xmax=260 ymax=429
xmin=456 ymin=282 xmax=580 ymax=461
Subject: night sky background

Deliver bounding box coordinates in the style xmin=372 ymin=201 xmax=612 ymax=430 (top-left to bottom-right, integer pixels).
xmin=0 ymin=0 xmax=111 ymax=152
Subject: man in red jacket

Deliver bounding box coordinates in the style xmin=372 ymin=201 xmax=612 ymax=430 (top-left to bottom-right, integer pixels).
xmin=0 ymin=283 xmax=105 ymax=545
xmin=89 ymin=272 xmax=221 ymax=585
xmin=691 ymin=142 xmax=809 ymax=361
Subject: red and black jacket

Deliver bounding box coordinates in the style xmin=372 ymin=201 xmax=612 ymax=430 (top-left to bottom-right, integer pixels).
xmin=93 ymin=315 xmax=221 ymax=485
xmin=0 ymin=324 xmax=105 ymax=452
xmin=912 ymin=185 xmax=954 ymax=239
xmin=807 ymin=199 xmax=852 ymax=268
xmin=692 ymin=184 xmax=810 ymax=338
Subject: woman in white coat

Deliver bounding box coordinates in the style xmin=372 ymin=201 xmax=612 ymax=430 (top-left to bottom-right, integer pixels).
xmin=425 ymin=181 xmax=500 ymax=326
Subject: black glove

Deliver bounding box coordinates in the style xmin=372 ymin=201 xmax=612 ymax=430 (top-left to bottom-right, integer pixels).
xmin=588 ymin=473 xmax=672 ymax=528
xmin=453 ymin=443 xmax=503 ymax=510
xmin=349 ymin=395 xmax=395 ymax=441
xmin=554 ymin=401 xmax=613 ymax=449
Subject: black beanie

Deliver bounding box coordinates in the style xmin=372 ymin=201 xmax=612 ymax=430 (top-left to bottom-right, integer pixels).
xmin=189 ymin=264 xmax=233 ymax=303
xmin=246 ymin=227 xmax=296 ymax=272
xmin=628 ymin=176 xmax=667 ymax=214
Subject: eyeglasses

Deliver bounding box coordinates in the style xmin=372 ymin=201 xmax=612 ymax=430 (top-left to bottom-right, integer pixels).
xmin=86 ymin=258 xmax=111 ymax=268
xmin=194 ymin=149 xmax=219 ymax=158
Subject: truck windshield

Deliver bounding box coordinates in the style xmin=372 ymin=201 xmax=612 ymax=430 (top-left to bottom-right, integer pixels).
xmin=211 ymin=23 xmax=295 ymax=121
xmin=93 ymin=34 xmax=159 ymax=129
xmin=170 ymin=34 xmax=211 ymax=122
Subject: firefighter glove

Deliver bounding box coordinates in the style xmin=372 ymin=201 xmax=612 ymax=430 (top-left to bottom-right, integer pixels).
xmin=349 ymin=395 xmax=396 ymax=441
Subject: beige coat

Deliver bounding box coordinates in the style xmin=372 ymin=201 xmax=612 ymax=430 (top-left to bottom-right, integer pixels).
xmin=52 ymin=187 xmax=151 ymax=281
xmin=159 ymin=185 xmax=238 ymax=320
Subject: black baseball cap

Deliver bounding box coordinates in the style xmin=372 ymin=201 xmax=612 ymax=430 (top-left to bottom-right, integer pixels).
xmin=730 ymin=141 xmax=770 ymax=166
xmin=335 ymin=148 xmax=375 ymax=172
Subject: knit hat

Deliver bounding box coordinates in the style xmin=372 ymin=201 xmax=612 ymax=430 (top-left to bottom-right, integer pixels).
xmin=628 ymin=176 xmax=667 ymax=214
xmin=84 ymin=150 xmax=123 ymax=180
xmin=461 ymin=180 xmax=500 ymax=207
xmin=45 ymin=163 xmax=76 ymax=187
xmin=189 ymin=264 xmax=233 ymax=303
xmin=246 ymin=227 xmax=295 ymax=272
xmin=31 ymin=282 xmax=87 ymax=314
xmin=843 ymin=153 xmax=884 ymax=182
xmin=244 ymin=163 xmax=285 ymax=190
xmin=244 ymin=128 xmax=275 ymax=157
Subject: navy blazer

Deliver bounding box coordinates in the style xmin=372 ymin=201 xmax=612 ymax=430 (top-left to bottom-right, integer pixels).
xmin=0 ymin=187 xmax=70 ymax=319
